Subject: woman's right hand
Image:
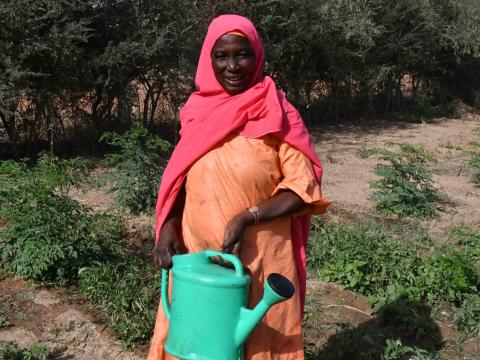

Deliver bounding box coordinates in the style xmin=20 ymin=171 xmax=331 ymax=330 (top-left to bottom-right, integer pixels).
xmin=154 ymin=220 xmax=182 ymax=270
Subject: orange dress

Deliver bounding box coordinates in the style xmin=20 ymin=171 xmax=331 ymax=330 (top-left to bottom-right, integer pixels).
xmin=148 ymin=134 xmax=328 ymax=360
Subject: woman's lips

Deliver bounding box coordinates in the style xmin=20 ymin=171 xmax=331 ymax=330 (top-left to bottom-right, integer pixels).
xmin=224 ymin=76 xmax=244 ymax=87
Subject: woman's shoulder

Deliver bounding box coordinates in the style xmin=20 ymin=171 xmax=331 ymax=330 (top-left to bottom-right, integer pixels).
xmin=230 ymin=133 xmax=282 ymax=149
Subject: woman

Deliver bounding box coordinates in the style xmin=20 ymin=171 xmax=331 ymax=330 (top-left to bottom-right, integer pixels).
xmin=149 ymin=14 xmax=329 ymax=360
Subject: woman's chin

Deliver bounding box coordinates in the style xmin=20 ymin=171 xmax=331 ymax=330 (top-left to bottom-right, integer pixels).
xmin=224 ymin=85 xmax=248 ymax=95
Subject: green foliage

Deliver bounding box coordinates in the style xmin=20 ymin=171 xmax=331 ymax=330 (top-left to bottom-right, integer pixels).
xmin=414 ymin=94 xmax=433 ymax=121
xmin=450 ymin=227 xmax=480 ymax=336
xmin=308 ymin=221 xmax=480 ymax=335
xmin=2 ymin=0 xmax=480 ymax=157
xmin=420 ymin=250 xmax=478 ymax=303
xmin=356 ymin=145 xmax=377 ymax=159
xmin=0 ymin=0 xmax=93 ymax=155
xmin=308 ymin=222 xmax=426 ymax=296
xmin=453 ymin=294 xmax=480 ymax=336
xmin=0 ymin=154 xmax=90 ymax=207
xmin=0 ymin=315 xmax=10 ymax=328
xmin=1 ymin=341 xmax=51 ymax=360
xmin=78 ymin=256 xmax=161 ymax=347
xmin=466 ymin=140 xmax=480 ymax=185
xmin=369 ymin=143 xmax=447 ymax=218
xmin=453 ymin=227 xmax=480 ymax=267
xmin=381 ymin=339 xmax=441 ymax=360
xmin=0 ymin=155 xmax=124 ymax=286
xmin=99 ymin=123 xmax=171 ymax=214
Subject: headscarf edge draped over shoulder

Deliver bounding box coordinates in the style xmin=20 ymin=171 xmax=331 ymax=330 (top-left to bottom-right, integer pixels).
xmin=155 ymin=14 xmax=329 ymax=308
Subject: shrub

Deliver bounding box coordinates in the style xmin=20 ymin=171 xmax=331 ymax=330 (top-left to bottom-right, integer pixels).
xmin=413 ymin=94 xmax=433 ymax=121
xmin=368 ymin=143 xmax=447 ymax=218
xmin=0 ymin=155 xmax=124 ymax=286
xmin=99 ymin=123 xmax=171 ymax=214
xmin=466 ymin=140 xmax=480 ymax=185
xmin=78 ymin=256 xmax=161 ymax=347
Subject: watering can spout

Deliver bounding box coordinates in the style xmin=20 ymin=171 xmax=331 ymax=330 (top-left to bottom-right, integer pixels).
xmin=234 ymin=273 xmax=295 ymax=347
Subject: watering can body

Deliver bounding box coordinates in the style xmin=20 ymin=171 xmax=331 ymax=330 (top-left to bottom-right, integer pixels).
xmin=161 ymin=250 xmax=294 ymax=360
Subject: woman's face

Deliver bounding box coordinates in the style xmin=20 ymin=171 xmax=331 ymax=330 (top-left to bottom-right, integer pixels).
xmin=211 ymin=34 xmax=257 ymax=95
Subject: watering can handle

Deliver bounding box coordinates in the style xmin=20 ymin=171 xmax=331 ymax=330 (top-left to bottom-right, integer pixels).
xmin=205 ymin=250 xmax=244 ymax=276
xmin=161 ymin=268 xmax=171 ymax=321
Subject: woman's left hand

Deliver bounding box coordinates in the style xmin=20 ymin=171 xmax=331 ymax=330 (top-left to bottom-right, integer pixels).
xmin=216 ymin=191 xmax=307 ymax=264
xmin=220 ymin=210 xmax=254 ymax=255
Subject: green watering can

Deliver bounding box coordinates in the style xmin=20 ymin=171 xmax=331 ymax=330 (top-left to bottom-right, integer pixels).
xmin=161 ymin=250 xmax=295 ymax=360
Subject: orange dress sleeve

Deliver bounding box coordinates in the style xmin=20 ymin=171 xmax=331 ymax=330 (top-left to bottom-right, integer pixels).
xmin=272 ymin=140 xmax=329 ymax=215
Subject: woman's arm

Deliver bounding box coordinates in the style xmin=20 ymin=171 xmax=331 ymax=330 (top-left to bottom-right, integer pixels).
xmin=221 ymin=189 xmax=307 ymax=254
xmin=154 ymin=186 xmax=186 ymax=269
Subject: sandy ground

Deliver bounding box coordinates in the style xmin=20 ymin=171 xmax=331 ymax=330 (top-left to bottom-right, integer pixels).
xmin=316 ymin=115 xmax=480 ymax=231
xmin=0 ymin=277 xmax=143 ymax=359
xmin=1 ymin=112 xmax=479 ymax=359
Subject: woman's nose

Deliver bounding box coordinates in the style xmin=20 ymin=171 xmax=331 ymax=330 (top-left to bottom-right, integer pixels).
xmin=227 ymin=57 xmax=239 ymax=71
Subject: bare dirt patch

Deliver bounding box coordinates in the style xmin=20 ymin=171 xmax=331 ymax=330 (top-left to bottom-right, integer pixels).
xmin=0 ymin=277 xmax=143 ymax=359
xmin=304 ymin=280 xmax=479 ymax=360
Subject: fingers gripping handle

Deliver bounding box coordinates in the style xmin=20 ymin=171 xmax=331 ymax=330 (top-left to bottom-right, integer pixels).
xmin=161 ymin=268 xmax=171 ymax=321
xmin=205 ymin=250 xmax=244 ymax=276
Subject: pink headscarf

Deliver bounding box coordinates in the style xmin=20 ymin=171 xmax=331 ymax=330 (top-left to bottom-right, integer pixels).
xmin=155 ymin=14 xmax=327 ymax=308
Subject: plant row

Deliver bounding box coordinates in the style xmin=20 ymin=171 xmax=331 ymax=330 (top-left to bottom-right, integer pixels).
xmin=0 ymin=133 xmax=164 ymax=347
xmin=308 ymin=221 xmax=480 ymax=337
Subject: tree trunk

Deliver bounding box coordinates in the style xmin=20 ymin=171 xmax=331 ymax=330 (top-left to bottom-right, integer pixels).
xmin=0 ymin=111 xmax=18 ymax=159
xmin=143 ymin=88 xmax=151 ymax=127
xmin=91 ymin=86 xmax=104 ymax=131
xmin=47 ymin=96 xmax=54 ymax=154
xmin=117 ymin=84 xmax=132 ymax=128
xmin=149 ymin=91 xmax=160 ymax=130
xmin=42 ymin=97 xmax=54 ymax=155
xmin=54 ymin=104 xmax=69 ymax=153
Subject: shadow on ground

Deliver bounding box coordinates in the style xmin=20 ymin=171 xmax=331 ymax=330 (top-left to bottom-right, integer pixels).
xmin=304 ymin=284 xmax=444 ymax=360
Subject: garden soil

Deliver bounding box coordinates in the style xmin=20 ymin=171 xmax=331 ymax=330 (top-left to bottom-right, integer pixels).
xmin=1 ymin=111 xmax=479 ymax=359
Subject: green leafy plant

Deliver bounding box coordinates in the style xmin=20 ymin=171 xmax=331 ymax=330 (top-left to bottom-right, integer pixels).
xmin=453 ymin=227 xmax=480 ymax=268
xmin=0 ymin=315 xmax=10 ymax=328
xmin=1 ymin=341 xmax=51 ymax=360
xmin=100 ymin=123 xmax=171 ymax=214
xmin=308 ymin=222 xmax=426 ymax=295
xmin=466 ymin=140 xmax=480 ymax=185
xmin=0 ymin=155 xmax=124 ymax=286
xmin=381 ymin=339 xmax=440 ymax=360
xmin=413 ymin=94 xmax=433 ymax=121
xmin=356 ymin=144 xmax=377 ymax=159
xmin=368 ymin=143 xmax=447 ymax=218
xmin=78 ymin=256 xmax=161 ymax=347
xmin=419 ymin=250 xmax=478 ymax=304
xmin=308 ymin=221 xmax=480 ymax=335
xmin=453 ymin=294 xmax=480 ymax=336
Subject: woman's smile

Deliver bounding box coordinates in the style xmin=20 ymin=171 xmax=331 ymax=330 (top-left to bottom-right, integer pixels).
xmin=211 ymin=33 xmax=257 ymax=95
xmin=224 ymin=75 xmax=244 ymax=86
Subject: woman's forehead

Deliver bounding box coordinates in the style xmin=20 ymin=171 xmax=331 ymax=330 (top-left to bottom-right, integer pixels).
xmin=212 ymin=34 xmax=253 ymax=52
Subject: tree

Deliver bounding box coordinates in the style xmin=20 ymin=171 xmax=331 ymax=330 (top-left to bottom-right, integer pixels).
xmin=0 ymin=0 xmax=91 ymax=156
